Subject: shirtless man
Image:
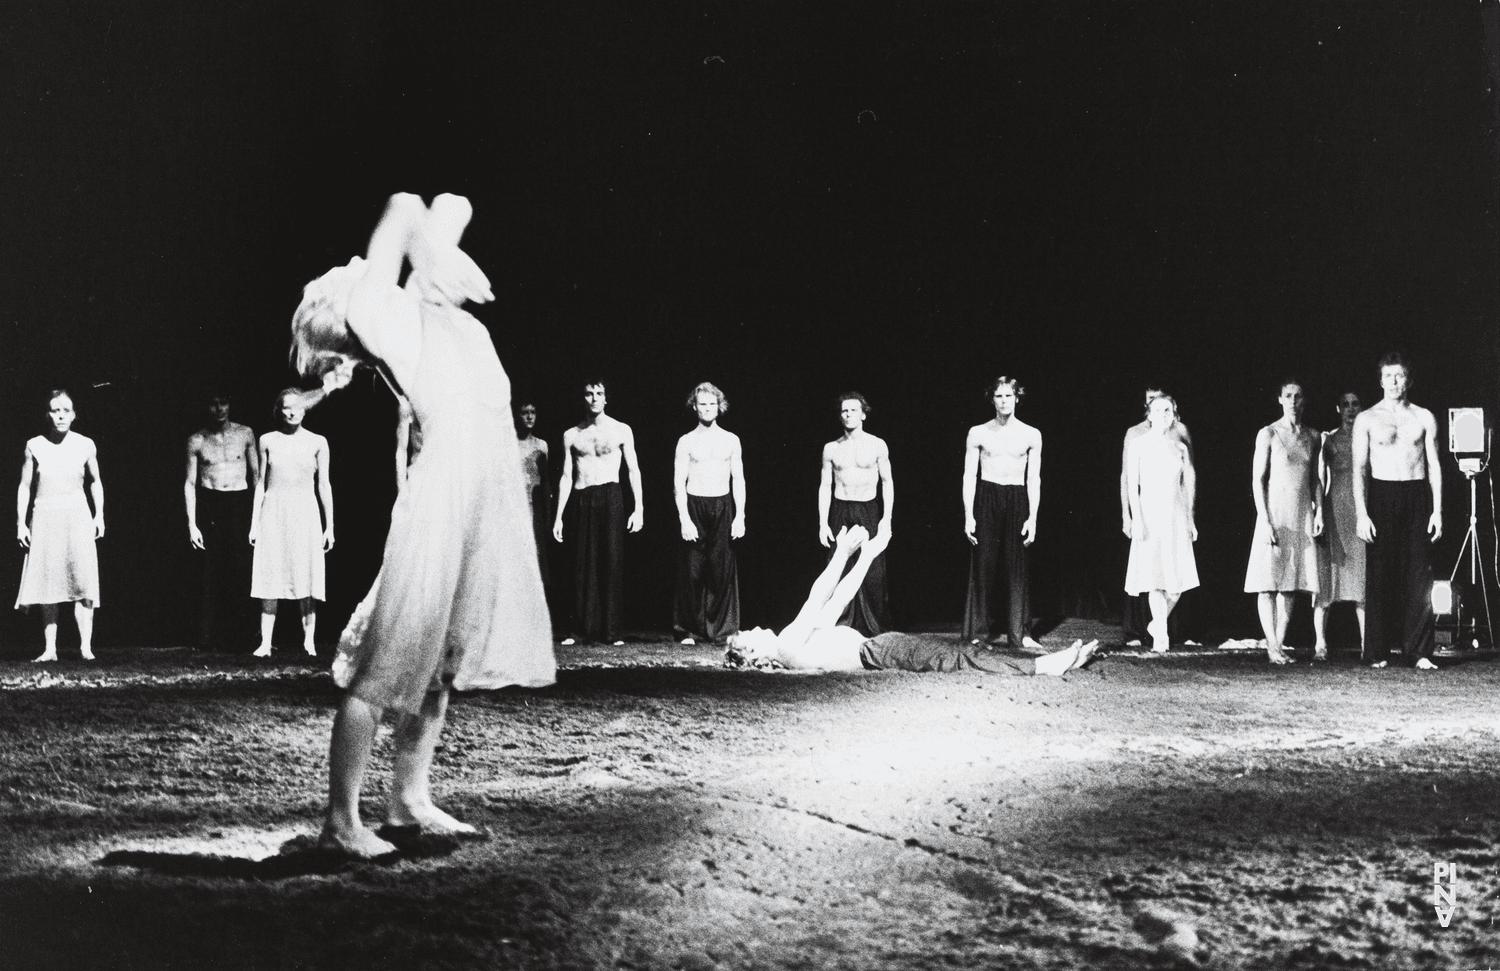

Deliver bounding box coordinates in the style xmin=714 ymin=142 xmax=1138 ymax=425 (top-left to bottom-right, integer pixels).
xmin=184 ymin=395 xmax=259 ymax=651
xmin=963 ymin=376 xmax=1043 ymax=649
xmin=553 ymin=381 xmax=642 ymax=645
xmin=817 ymin=392 xmax=894 ymax=635
xmin=1352 ymin=353 xmax=1442 ymax=669
xmin=726 ymin=525 xmax=1098 ymax=676
xmin=1120 ymin=387 xmax=1195 ymax=647
xmin=673 ymin=382 xmax=745 ymax=646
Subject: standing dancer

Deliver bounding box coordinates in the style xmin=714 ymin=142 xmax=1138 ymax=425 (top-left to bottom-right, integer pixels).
xmin=516 ymin=402 xmax=550 ymax=590
xmin=249 ymin=389 xmax=333 ymax=657
xmin=1120 ymin=387 xmax=1195 ymax=646
xmin=673 ymin=382 xmax=745 ymax=646
xmin=962 ymin=376 xmax=1043 ymax=650
xmin=1352 ymin=353 xmax=1442 ymax=670
xmin=16 ymin=390 xmax=104 ymax=662
xmin=1315 ymin=392 xmax=1366 ymax=658
xmin=1124 ymin=395 xmax=1199 ymax=652
xmin=185 ymin=394 xmax=258 ymax=651
xmin=1243 ymin=380 xmax=1323 ymax=665
xmin=817 ymin=392 xmax=893 ymax=635
xmin=293 ymin=193 xmax=554 ymax=857
xmin=553 ymin=381 xmax=643 ymax=646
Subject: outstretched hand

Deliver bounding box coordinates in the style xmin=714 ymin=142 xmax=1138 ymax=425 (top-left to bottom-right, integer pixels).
xmin=409 ymin=236 xmax=493 ymax=307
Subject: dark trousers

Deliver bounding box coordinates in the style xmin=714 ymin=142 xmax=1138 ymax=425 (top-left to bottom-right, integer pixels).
xmin=197 ymin=487 xmax=253 ymax=650
xmin=673 ymin=494 xmax=740 ymax=643
xmin=828 ymin=497 xmax=890 ymax=636
xmin=860 ymin=632 xmax=1036 ymax=675
xmin=573 ymin=483 xmax=625 ymax=642
xmin=1364 ymin=479 xmax=1434 ymax=663
xmin=962 ymin=481 xmax=1030 ymax=645
xmin=530 ymin=485 xmax=550 ymax=594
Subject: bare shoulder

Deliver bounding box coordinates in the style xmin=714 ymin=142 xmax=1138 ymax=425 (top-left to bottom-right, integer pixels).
xmin=966 ymin=422 xmax=988 ymax=444
xmin=866 ymin=432 xmax=890 ymax=453
xmin=1413 ymin=403 xmax=1439 ymax=428
xmin=613 ymin=417 xmax=636 ymax=444
xmin=229 ymin=422 xmax=256 ymax=443
xmin=186 ymin=430 xmax=206 ymax=451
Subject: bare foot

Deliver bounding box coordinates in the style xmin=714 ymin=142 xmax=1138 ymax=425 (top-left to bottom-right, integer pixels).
xmin=1021 ymin=636 xmax=1045 ymax=651
xmin=1267 ymin=647 xmax=1294 ymax=665
xmin=252 ymin=645 xmax=272 ymax=658
xmin=388 ymin=802 xmax=478 ymax=836
xmin=1415 ymin=657 xmax=1438 ymax=671
xmin=318 ymin=822 xmax=396 ymax=859
xmin=1369 ymin=660 xmax=1388 ymax=669
xmin=31 ymin=651 xmax=57 ymax=663
xmin=680 ymin=637 xmax=695 ymax=646
xmin=1313 ymin=646 xmax=1328 ymax=662
xmin=1073 ymin=639 xmax=1101 ymax=670
xmin=303 ymin=642 xmax=317 ymax=657
xmin=79 ymin=648 xmax=95 ymax=661
xmin=560 ymin=638 xmax=576 ymax=646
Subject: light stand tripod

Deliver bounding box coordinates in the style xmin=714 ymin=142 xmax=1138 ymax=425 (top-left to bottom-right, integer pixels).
xmin=1438 ymin=457 xmax=1495 ymax=654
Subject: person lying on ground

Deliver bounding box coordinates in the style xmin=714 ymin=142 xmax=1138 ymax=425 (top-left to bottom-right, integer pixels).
xmin=725 ymin=526 xmax=1099 ymax=675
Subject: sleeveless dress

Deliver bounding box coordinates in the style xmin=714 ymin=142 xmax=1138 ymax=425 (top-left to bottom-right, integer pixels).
xmin=334 ymin=301 xmax=555 ymax=715
xmin=1125 ymin=433 xmax=1199 ymax=596
xmin=1243 ymin=422 xmax=1320 ymax=593
xmin=250 ymin=430 xmax=327 ymax=601
xmin=16 ymin=434 xmax=100 ymax=608
xmin=1317 ymin=428 xmax=1365 ymax=604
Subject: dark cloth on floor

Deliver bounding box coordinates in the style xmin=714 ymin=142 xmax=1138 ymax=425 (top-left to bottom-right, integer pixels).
xmin=572 ymin=482 xmax=624 ymax=642
xmin=1364 ymin=479 xmax=1434 ymax=663
xmin=962 ymin=481 xmax=1030 ymax=645
xmin=828 ymin=496 xmax=890 ymax=636
xmin=859 ymin=632 xmax=1035 ymax=675
xmin=673 ymin=493 xmax=740 ymax=643
xmin=196 ymin=487 xmax=253 ymax=651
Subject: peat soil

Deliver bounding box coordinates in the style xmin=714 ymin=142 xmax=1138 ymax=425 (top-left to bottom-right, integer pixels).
xmin=1 ymin=623 xmax=1498 ymax=971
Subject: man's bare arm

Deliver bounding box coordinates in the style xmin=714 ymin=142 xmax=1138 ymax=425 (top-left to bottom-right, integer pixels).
xmin=1352 ymin=413 xmax=1374 ymax=542
xmin=242 ymin=427 xmax=260 ymax=488
xmin=1022 ymin=430 xmax=1041 ymax=546
xmin=729 ymin=435 xmax=746 ymax=540
xmin=553 ymin=430 xmax=575 ymax=542
xmin=876 ymin=442 xmax=894 ymax=538
xmin=1120 ymin=431 xmax=1134 ymax=535
xmin=962 ymin=429 xmax=980 ymax=545
xmin=1423 ymin=408 xmax=1443 ymax=541
xmin=185 ymin=438 xmax=204 ymax=549
xmin=673 ymin=436 xmax=696 ymax=542
xmin=817 ymin=445 xmax=834 ymax=547
xmin=621 ymin=425 xmax=644 ymax=533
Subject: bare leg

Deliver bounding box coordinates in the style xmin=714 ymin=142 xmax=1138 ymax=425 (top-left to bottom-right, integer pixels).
xmin=254 ymin=599 xmax=276 ymax=656
xmin=814 ymin=539 xmax=885 ymax=629
xmin=777 ymin=528 xmax=864 ymax=646
xmin=1273 ymin=592 xmax=1294 ymax=655
xmin=320 ymin=693 xmax=396 ymax=858
xmin=300 ymin=597 xmax=317 ymax=655
xmin=1034 ymin=638 xmax=1101 ymax=676
xmin=33 ymin=603 xmax=59 ymax=662
xmin=387 ymin=687 xmax=476 ymax=834
xmin=1147 ymin=590 xmax=1179 ymax=652
xmin=1354 ymin=603 xmax=1366 ymax=655
xmin=1257 ymin=592 xmax=1291 ymax=663
xmin=1313 ymin=603 xmax=1329 ymax=659
xmin=75 ymin=603 xmax=95 ymax=660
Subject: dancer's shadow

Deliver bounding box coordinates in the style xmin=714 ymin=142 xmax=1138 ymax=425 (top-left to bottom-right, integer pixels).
xmin=98 ymin=826 xmax=472 ymax=879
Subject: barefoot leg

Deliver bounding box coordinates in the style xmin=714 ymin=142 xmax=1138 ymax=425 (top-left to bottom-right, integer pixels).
xmin=76 ymin=602 xmax=95 ymax=659
xmin=33 ymin=604 xmax=59 ymax=662
xmin=388 ymin=686 xmax=475 ymax=834
xmin=254 ymin=599 xmax=276 ymax=656
xmin=320 ymin=693 xmax=395 ymax=857
xmin=300 ymin=597 xmax=317 ymax=654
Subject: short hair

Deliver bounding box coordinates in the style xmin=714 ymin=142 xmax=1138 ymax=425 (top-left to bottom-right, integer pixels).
xmin=836 ymin=391 xmax=872 ymax=417
xmin=986 ymin=376 xmax=1025 ymax=402
xmin=1337 ymin=390 xmax=1361 ymax=405
xmin=1278 ymin=377 xmax=1305 ymax=395
xmin=272 ymin=387 xmax=304 ymax=418
xmin=583 ymin=379 xmax=608 ymax=395
xmin=1377 ymin=351 xmax=1412 ymax=383
xmin=47 ymin=388 xmax=73 ymax=410
xmin=686 ymin=382 xmax=729 ymax=415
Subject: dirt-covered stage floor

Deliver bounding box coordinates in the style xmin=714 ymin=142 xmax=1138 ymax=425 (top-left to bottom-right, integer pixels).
xmin=2 ymin=623 xmax=1497 ymax=970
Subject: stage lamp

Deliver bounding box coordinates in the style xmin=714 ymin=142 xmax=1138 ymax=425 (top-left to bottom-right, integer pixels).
xmin=1449 ymin=408 xmax=1488 ymax=476
xmin=1432 ymin=580 xmax=1455 ymax=617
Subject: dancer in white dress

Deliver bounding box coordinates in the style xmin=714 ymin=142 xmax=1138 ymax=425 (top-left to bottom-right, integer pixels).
xmin=249 ymin=389 xmax=333 ymax=657
xmin=1243 ymin=380 xmax=1323 ymax=665
xmin=15 ymin=390 xmax=104 ymax=662
xmin=1124 ymin=395 xmax=1198 ymax=653
xmin=292 ymin=193 xmax=553 ymax=858
xmin=1314 ymin=392 xmax=1366 ymax=658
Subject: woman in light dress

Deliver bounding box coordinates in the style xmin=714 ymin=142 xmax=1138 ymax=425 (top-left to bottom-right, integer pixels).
xmin=516 ymin=401 xmax=550 ymax=587
xmin=249 ymin=389 xmax=333 ymax=657
xmin=1314 ymin=391 xmax=1365 ymax=659
xmin=15 ymin=389 xmax=104 ymax=661
xmin=1244 ymin=380 xmax=1323 ymax=665
xmin=1124 ymin=394 xmax=1198 ymax=653
xmin=291 ymin=193 xmax=553 ymax=858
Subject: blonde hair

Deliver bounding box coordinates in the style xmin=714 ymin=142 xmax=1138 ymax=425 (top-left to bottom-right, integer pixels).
xmin=290 ymin=257 xmax=368 ymax=379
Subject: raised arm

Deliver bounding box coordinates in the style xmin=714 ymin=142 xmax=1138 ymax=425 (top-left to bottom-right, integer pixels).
xmin=1250 ymin=427 xmax=1275 ymax=546
xmin=553 ymin=430 xmax=575 ymax=543
xmin=185 ymin=437 xmax=203 ymax=549
xmin=315 ymin=436 xmax=335 ymax=551
xmin=817 ymin=444 xmax=835 ymax=547
xmin=674 ymin=435 xmax=696 ymax=542
xmin=1022 ymin=429 xmax=1042 ymax=546
xmin=621 ymin=425 xmax=644 ymax=533
xmin=1423 ymin=408 xmax=1443 ymax=541
xmin=876 ymin=441 xmax=894 ymax=539
xmin=1352 ymin=413 xmax=1374 ymax=542
xmin=962 ymin=428 xmax=980 ymax=545
xmin=16 ymin=444 xmax=34 ymax=548
xmin=729 ymin=434 xmax=746 ymax=540
xmin=85 ymin=443 xmax=105 ymax=539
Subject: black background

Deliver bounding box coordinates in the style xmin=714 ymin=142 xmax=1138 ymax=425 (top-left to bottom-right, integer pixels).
xmin=3 ymin=2 xmax=1498 ymax=649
